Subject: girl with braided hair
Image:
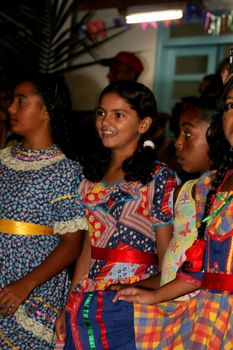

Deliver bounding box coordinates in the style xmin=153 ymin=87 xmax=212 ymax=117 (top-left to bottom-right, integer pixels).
xmin=56 ymin=80 xmax=178 ymax=349
xmin=0 ymin=73 xmax=88 ymax=348
xmin=114 ymin=78 xmax=233 ymax=349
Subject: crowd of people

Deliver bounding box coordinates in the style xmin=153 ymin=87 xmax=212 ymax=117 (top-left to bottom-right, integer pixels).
xmin=0 ymin=52 xmax=233 ymax=350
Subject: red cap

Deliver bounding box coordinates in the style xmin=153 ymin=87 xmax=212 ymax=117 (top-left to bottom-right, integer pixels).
xmin=100 ymin=51 xmax=144 ymax=75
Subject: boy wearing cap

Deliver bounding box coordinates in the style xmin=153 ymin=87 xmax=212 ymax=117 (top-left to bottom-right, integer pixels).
xmin=100 ymin=51 xmax=144 ymax=82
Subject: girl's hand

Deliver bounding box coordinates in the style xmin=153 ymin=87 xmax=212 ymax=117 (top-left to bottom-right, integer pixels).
xmin=0 ymin=279 xmax=32 ymax=316
xmin=112 ymin=287 xmax=157 ymax=305
xmin=107 ymin=283 xmax=130 ymax=291
xmin=55 ymin=309 xmax=66 ymax=341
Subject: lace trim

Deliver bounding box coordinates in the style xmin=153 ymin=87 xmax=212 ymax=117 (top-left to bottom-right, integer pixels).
xmin=14 ymin=305 xmax=55 ymax=344
xmin=54 ymin=218 xmax=88 ymax=235
xmin=0 ymin=147 xmax=66 ymax=171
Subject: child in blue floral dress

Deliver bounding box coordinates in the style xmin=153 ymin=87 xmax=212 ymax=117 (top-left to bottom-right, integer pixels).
xmin=0 ymin=74 xmax=88 ymax=349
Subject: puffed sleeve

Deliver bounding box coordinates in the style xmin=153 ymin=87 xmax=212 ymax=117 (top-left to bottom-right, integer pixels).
xmin=151 ymin=163 xmax=179 ymax=226
xmin=51 ymin=160 xmax=88 ymax=235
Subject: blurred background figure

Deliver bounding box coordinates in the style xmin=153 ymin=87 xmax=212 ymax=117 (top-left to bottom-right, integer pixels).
xmin=198 ymin=73 xmax=223 ymax=97
xmin=99 ymin=51 xmax=144 ymax=82
xmin=216 ymin=56 xmax=231 ymax=83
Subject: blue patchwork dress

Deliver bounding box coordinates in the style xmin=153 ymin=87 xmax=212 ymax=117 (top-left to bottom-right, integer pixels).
xmin=0 ymin=143 xmax=88 ymax=349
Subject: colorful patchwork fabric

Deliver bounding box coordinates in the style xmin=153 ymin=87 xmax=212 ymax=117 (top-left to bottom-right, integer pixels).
xmin=77 ymin=162 xmax=177 ymax=292
xmin=0 ymin=143 xmax=87 ymax=349
xmin=161 ymin=179 xmax=199 ymax=300
xmin=65 ymin=162 xmax=178 ymax=349
xmin=135 ymin=170 xmax=233 ymax=349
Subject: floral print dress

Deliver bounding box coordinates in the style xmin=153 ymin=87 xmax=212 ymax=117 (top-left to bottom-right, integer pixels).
xmin=0 ymin=143 xmax=88 ymax=349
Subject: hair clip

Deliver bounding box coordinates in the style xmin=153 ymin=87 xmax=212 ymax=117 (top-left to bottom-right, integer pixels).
xmin=143 ymin=140 xmax=155 ymax=149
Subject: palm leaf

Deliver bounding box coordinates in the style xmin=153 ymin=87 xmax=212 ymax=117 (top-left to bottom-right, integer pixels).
xmin=0 ymin=0 xmax=129 ymax=75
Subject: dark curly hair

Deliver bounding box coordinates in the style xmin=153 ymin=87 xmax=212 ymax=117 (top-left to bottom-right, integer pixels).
xmin=14 ymin=73 xmax=73 ymax=158
xmin=82 ymin=80 xmax=158 ymax=184
xmin=197 ymin=77 xmax=233 ymax=239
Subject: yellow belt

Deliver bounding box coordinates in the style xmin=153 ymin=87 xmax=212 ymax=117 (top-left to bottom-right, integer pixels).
xmin=0 ymin=219 xmax=53 ymax=235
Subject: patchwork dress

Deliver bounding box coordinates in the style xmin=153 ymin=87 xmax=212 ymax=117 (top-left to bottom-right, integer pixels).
xmin=134 ymin=170 xmax=233 ymax=350
xmin=134 ymin=179 xmax=199 ymax=349
xmin=160 ymin=178 xmax=199 ymax=299
xmin=64 ymin=162 xmax=177 ymax=350
xmin=0 ymin=144 xmax=88 ymax=349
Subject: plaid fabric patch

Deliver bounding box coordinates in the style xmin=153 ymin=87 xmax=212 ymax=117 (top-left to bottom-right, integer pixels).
xmin=134 ymin=290 xmax=233 ymax=350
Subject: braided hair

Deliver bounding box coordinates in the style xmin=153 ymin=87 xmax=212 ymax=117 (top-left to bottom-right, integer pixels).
xmin=14 ymin=73 xmax=73 ymax=158
xmin=82 ymin=80 xmax=158 ymax=184
xmin=197 ymin=77 xmax=233 ymax=240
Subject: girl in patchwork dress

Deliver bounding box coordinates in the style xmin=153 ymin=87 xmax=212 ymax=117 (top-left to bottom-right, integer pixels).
xmin=0 ymin=74 xmax=87 ymax=349
xmin=115 ymin=96 xmax=217 ymax=349
xmin=56 ymin=80 xmax=178 ymax=349
xmin=114 ymin=77 xmax=233 ymax=349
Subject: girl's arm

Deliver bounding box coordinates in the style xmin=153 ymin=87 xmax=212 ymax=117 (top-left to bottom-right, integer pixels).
xmin=68 ymin=230 xmax=91 ymax=293
xmin=113 ymin=277 xmax=198 ymax=305
xmin=0 ymin=230 xmax=86 ymax=316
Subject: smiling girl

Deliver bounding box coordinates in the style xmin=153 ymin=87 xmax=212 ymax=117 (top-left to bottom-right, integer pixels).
xmin=56 ymin=80 xmax=178 ymax=349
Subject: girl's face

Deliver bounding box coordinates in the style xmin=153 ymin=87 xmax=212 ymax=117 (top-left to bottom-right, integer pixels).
xmin=96 ymin=92 xmax=151 ymax=155
xmin=223 ymin=88 xmax=233 ymax=147
xmin=8 ymin=81 xmax=48 ymax=138
xmin=175 ymin=109 xmax=211 ymax=173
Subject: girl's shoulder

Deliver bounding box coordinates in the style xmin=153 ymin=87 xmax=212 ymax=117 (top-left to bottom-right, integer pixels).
xmin=152 ymin=160 xmax=179 ymax=185
xmin=152 ymin=160 xmax=177 ymax=177
xmin=195 ymin=170 xmax=216 ymax=199
xmin=55 ymin=158 xmax=84 ymax=182
xmin=174 ymin=178 xmax=198 ymax=204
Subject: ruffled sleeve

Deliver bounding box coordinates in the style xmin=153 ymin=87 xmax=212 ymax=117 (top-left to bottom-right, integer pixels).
xmin=51 ymin=160 xmax=88 ymax=235
xmin=151 ymin=163 xmax=178 ymax=226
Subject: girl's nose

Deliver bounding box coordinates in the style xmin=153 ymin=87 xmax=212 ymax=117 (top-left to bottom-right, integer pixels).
xmin=174 ymin=136 xmax=183 ymax=150
xmin=102 ymin=113 xmax=112 ymax=124
xmin=8 ymin=102 xmax=15 ymax=114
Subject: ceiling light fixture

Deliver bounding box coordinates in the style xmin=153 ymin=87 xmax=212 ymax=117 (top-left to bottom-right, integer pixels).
xmin=126 ymin=9 xmax=183 ymax=24
xmin=125 ymin=4 xmax=184 ymax=24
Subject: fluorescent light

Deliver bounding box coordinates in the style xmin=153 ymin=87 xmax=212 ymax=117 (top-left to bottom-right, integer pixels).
xmin=126 ymin=9 xmax=183 ymax=24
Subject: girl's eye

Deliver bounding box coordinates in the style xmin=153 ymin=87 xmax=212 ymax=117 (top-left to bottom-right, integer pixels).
xmin=18 ymin=96 xmax=24 ymax=104
xmin=96 ymin=109 xmax=105 ymax=117
xmin=115 ymin=112 xmax=124 ymax=118
xmin=224 ymin=102 xmax=233 ymax=111
xmin=184 ymin=131 xmax=191 ymax=138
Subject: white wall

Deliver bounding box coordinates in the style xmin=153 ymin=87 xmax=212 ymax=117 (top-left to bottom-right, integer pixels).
xmin=65 ymin=8 xmax=158 ymax=111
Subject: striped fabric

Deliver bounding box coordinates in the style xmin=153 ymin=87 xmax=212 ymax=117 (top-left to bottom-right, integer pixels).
xmin=65 ymin=291 xmax=137 ymax=350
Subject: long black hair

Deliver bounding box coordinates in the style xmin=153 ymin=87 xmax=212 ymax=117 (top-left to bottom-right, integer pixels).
xmin=14 ymin=72 xmax=73 ymax=158
xmin=197 ymin=77 xmax=233 ymax=239
xmin=82 ymin=80 xmax=159 ymax=184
